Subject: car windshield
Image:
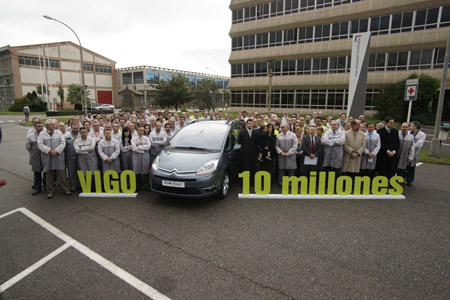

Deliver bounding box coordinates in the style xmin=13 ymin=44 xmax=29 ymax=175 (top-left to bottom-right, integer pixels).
xmin=168 ymin=122 xmax=228 ymax=151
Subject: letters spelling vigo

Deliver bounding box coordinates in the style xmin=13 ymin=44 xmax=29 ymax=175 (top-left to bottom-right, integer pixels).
xmin=77 ymin=170 xmax=136 ymax=194
xmin=239 ymin=171 xmax=404 ymax=197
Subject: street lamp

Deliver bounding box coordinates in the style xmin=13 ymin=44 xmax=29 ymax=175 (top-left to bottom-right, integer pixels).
xmin=44 ymin=15 xmax=87 ymax=116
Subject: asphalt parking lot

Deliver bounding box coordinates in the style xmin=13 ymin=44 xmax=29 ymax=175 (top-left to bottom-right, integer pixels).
xmin=1 ymin=119 xmax=450 ymax=299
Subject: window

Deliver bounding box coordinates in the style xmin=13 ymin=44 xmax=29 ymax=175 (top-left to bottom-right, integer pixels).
xmin=243 ymin=63 xmax=255 ymax=77
xmin=390 ymin=12 xmax=413 ymax=33
xmin=370 ymin=15 xmax=390 ymax=36
xmin=282 ymin=60 xmax=296 ymax=75
xmin=270 ymin=0 xmax=284 ymax=17
xmin=256 ymin=33 xmax=269 ymax=48
xmin=257 ymin=3 xmax=270 ymax=19
xmin=269 ymin=31 xmax=283 ymax=46
xmin=351 ymin=18 xmax=368 ymax=34
xmin=231 ymin=64 xmax=242 ymax=78
xmin=18 ymin=56 xmax=59 ymax=68
xmin=95 ymin=65 xmax=112 ymax=73
xmin=146 ymin=71 xmax=159 ymax=84
xmin=284 ymin=28 xmax=298 ymax=45
xmin=244 ymin=35 xmax=256 ymax=50
xmin=186 ymin=75 xmax=196 ymax=85
xmin=314 ymin=24 xmax=331 ymax=42
xmin=415 ymin=7 xmax=439 ymax=30
xmin=297 ymin=58 xmax=312 ymax=75
xmin=440 ymin=6 xmax=450 ymax=27
xmin=122 ymin=73 xmax=132 ymax=85
xmin=409 ymin=51 xmax=421 ymax=70
xmin=232 ymin=37 xmax=243 ymax=51
xmin=285 ymin=0 xmax=299 ymax=14
xmin=244 ymin=6 xmax=256 ymax=22
xmin=298 ymin=26 xmax=313 ymax=43
xmin=331 ymin=21 xmax=349 ymax=40
xmin=160 ymin=73 xmax=172 ymax=82
xmin=133 ymin=72 xmax=144 ymax=84
xmin=255 ymin=62 xmax=268 ymax=77
xmin=83 ymin=64 xmax=93 ymax=72
xmin=300 ymin=0 xmax=315 ymax=12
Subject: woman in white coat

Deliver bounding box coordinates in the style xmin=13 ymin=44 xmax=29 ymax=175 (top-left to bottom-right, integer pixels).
xmin=132 ymin=126 xmax=151 ymax=191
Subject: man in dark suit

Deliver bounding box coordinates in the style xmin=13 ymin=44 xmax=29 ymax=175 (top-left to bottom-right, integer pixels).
xmin=376 ymin=117 xmax=400 ymax=178
xmin=301 ymin=126 xmax=322 ymax=176
xmin=238 ymin=119 xmax=258 ymax=182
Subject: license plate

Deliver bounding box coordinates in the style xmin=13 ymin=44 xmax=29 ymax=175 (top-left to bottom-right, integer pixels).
xmin=162 ymin=180 xmax=185 ymax=188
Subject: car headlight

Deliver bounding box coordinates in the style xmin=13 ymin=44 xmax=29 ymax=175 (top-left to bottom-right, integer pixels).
xmin=196 ymin=159 xmax=219 ymax=176
xmin=151 ymin=156 xmax=159 ymax=172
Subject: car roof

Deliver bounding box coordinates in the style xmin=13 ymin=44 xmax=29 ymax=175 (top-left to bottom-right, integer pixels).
xmin=188 ymin=119 xmax=244 ymax=127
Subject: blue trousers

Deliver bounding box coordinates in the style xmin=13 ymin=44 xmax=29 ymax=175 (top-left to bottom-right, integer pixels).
xmin=33 ymin=172 xmax=46 ymax=191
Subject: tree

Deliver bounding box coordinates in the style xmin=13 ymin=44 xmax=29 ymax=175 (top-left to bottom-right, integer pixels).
xmin=35 ymin=85 xmax=48 ymax=99
xmin=9 ymin=91 xmax=47 ymax=112
xmin=57 ymin=82 xmax=65 ymax=109
xmin=67 ymin=84 xmax=90 ymax=107
xmin=155 ymin=74 xmax=192 ymax=110
xmin=375 ymin=74 xmax=444 ymax=125
xmin=192 ymin=78 xmax=222 ymax=112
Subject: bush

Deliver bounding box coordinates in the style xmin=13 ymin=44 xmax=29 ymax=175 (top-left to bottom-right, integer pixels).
xmin=8 ymin=92 xmax=47 ymax=112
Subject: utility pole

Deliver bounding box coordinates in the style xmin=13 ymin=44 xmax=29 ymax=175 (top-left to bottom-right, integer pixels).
xmin=268 ymin=60 xmax=274 ymax=112
xmin=430 ymin=29 xmax=450 ymax=157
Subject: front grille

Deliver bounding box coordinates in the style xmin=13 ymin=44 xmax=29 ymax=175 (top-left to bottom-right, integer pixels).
xmin=154 ymin=175 xmax=196 ymax=182
xmin=152 ymin=184 xmax=201 ymax=195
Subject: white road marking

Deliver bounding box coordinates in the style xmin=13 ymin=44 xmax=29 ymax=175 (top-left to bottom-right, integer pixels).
xmin=416 ymin=162 xmax=423 ymax=167
xmin=0 ymin=208 xmax=171 ymax=300
xmin=7 ymin=120 xmax=16 ymax=123
xmin=0 ymin=120 xmax=4 ymax=123
xmin=0 ymin=243 xmax=71 ymax=293
xmin=239 ymin=194 xmax=406 ymax=200
xmin=15 ymin=126 xmax=28 ymax=129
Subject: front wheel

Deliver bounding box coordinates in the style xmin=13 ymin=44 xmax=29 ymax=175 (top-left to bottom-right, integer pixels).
xmin=218 ymin=172 xmax=230 ymax=199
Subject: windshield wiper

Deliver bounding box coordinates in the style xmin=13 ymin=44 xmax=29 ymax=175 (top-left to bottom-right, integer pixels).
xmin=174 ymin=146 xmax=215 ymax=152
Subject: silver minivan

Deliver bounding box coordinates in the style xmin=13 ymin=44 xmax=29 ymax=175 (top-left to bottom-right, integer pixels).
xmin=151 ymin=120 xmax=244 ymax=199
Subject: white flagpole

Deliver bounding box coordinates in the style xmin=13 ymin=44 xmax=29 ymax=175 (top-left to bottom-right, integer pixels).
xmin=46 ymin=44 xmax=53 ymax=110
xmin=38 ymin=48 xmax=45 ymax=102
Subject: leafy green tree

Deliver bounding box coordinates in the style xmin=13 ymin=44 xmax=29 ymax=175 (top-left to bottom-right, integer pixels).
xmin=67 ymin=84 xmax=90 ymax=106
xmin=9 ymin=91 xmax=47 ymax=112
xmin=36 ymin=85 xmax=48 ymax=97
xmin=155 ymin=74 xmax=192 ymax=110
xmin=375 ymin=74 xmax=447 ymax=125
xmin=192 ymin=78 xmax=222 ymax=112
xmin=57 ymin=82 xmax=65 ymax=109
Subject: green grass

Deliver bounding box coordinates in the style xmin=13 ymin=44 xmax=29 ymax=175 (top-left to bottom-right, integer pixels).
xmin=23 ymin=117 xmax=72 ymax=126
xmin=0 ymin=111 xmax=46 ymax=115
xmin=419 ymin=149 xmax=450 ymax=165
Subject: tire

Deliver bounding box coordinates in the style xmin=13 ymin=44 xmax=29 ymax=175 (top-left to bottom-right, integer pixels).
xmin=218 ymin=171 xmax=230 ymax=199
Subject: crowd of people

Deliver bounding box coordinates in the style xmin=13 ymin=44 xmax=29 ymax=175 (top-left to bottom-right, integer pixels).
xmin=25 ymin=108 xmax=426 ymax=198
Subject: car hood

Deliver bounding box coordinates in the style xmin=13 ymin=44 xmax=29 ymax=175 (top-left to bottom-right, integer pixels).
xmin=157 ymin=148 xmax=221 ymax=172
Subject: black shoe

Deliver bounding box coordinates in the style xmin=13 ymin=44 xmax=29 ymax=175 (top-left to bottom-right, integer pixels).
xmin=32 ymin=189 xmax=41 ymax=195
xmin=47 ymin=193 xmax=54 ymax=199
xmin=64 ymin=190 xmax=72 ymax=196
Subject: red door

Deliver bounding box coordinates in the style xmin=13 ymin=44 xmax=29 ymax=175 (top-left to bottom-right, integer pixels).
xmin=97 ymin=91 xmax=112 ymax=104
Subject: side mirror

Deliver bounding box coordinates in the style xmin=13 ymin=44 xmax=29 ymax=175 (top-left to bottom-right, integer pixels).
xmin=233 ymin=144 xmax=241 ymax=151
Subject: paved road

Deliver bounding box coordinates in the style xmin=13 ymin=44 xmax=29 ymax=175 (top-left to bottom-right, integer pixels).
xmin=1 ymin=120 xmax=450 ymax=299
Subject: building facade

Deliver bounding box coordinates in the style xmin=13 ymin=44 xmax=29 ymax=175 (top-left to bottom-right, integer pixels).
xmin=116 ymin=66 xmax=230 ymax=108
xmin=0 ymin=41 xmax=116 ymax=109
xmin=228 ymin=0 xmax=450 ymax=115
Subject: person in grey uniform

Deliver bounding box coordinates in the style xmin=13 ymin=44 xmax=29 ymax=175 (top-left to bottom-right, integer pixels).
xmin=149 ymin=121 xmax=167 ymax=166
xmin=74 ymin=127 xmax=98 ymax=174
xmin=64 ymin=122 xmax=80 ymax=192
xmin=360 ymin=123 xmax=381 ymax=178
xmin=396 ymin=122 xmax=415 ymax=180
xmin=276 ymin=123 xmax=298 ymax=188
xmin=132 ymin=126 xmax=151 ymax=191
xmin=406 ymin=121 xmax=426 ymax=186
xmin=321 ymin=120 xmax=346 ymax=177
xmin=120 ymin=127 xmax=133 ymax=171
xmin=26 ymin=121 xmax=45 ymax=195
xmin=98 ymin=128 xmax=121 ymax=173
xmin=37 ymin=119 xmax=71 ymax=198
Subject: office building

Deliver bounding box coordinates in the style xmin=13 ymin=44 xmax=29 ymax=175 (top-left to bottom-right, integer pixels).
xmin=116 ymin=66 xmax=230 ymax=108
xmin=228 ymin=0 xmax=450 ymax=115
xmin=0 ymin=41 xmax=116 ymax=109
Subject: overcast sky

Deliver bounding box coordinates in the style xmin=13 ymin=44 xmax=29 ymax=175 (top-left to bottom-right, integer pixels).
xmin=1 ymin=0 xmax=232 ymax=76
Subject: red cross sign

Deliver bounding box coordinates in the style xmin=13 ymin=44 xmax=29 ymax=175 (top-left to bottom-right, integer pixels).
xmin=405 ymin=79 xmax=419 ymax=101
